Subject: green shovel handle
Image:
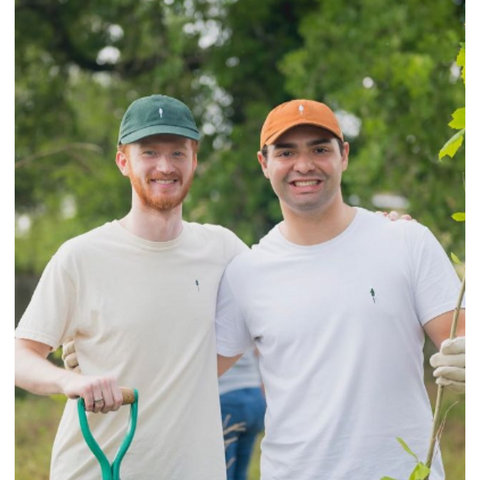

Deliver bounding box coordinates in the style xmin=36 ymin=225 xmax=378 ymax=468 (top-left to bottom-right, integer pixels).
xmin=77 ymin=388 xmax=139 ymax=480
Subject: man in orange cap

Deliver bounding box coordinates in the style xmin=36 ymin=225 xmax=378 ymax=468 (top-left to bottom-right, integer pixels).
xmin=215 ymin=99 xmax=465 ymax=480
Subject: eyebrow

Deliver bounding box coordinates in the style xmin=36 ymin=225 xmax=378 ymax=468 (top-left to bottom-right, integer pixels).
xmin=272 ymin=138 xmax=333 ymax=150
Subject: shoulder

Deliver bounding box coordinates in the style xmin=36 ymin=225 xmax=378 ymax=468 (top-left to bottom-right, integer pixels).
xmin=185 ymin=222 xmax=240 ymax=241
xmin=184 ymin=222 xmax=249 ymax=259
xmin=184 ymin=222 xmax=247 ymax=248
xmin=356 ymin=208 xmax=429 ymax=242
xmin=54 ymin=222 xmax=115 ymax=263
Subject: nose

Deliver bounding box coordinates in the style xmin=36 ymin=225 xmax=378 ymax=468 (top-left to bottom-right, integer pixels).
xmin=293 ymin=153 xmax=315 ymax=174
xmin=154 ymin=155 xmax=175 ymax=174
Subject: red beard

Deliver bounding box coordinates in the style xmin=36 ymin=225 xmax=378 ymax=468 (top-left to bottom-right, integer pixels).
xmin=129 ymin=170 xmax=194 ymax=211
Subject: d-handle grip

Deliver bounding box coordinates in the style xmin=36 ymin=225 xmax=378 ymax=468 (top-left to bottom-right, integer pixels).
xmin=120 ymin=387 xmax=136 ymax=405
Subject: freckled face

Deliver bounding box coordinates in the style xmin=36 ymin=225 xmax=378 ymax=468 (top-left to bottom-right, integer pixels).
xmin=117 ymin=134 xmax=197 ymax=212
xmin=258 ymin=125 xmax=349 ymax=215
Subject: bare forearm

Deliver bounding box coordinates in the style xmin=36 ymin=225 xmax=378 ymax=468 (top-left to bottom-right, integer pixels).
xmin=425 ymin=309 xmax=465 ymax=349
xmin=217 ymin=353 xmax=242 ymax=377
xmin=15 ymin=342 xmax=73 ymax=396
xmin=15 ymin=338 xmax=124 ymax=413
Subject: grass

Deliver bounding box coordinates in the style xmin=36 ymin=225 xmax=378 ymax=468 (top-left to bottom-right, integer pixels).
xmin=15 ymin=380 xmax=464 ymax=480
xmin=15 ymin=393 xmax=66 ymax=480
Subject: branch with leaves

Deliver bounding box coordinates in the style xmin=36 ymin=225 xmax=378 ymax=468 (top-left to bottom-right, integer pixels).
xmin=380 ymin=40 xmax=465 ymax=480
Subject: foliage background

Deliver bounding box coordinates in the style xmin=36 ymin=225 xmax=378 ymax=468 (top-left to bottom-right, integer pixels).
xmin=15 ymin=0 xmax=465 ymax=270
xmin=15 ymin=0 xmax=466 ymax=478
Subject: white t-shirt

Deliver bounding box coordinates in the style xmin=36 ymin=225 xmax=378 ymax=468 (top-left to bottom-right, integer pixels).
xmin=16 ymin=220 xmax=247 ymax=480
xmin=215 ymin=208 xmax=463 ymax=480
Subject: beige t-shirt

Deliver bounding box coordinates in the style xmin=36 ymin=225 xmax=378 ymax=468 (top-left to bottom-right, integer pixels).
xmin=16 ymin=220 xmax=247 ymax=480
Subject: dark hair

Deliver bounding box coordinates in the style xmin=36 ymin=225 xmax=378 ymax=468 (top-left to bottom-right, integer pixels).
xmin=261 ymin=137 xmax=345 ymax=159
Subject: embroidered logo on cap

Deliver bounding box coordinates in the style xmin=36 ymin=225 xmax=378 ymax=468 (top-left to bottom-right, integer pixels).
xmin=159 ymin=108 xmax=164 ymax=118
xmin=299 ymin=104 xmax=305 ymax=115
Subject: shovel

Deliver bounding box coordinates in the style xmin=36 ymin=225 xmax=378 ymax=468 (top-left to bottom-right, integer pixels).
xmin=77 ymin=387 xmax=139 ymax=480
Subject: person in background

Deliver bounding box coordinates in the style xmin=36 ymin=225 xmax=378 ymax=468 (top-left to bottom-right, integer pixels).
xmin=219 ymin=347 xmax=266 ymax=480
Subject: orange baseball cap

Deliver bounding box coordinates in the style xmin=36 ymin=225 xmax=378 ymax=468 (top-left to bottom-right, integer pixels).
xmin=260 ymin=99 xmax=344 ymax=147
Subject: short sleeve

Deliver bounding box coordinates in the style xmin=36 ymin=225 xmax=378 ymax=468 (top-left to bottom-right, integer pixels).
xmin=412 ymin=227 xmax=464 ymax=326
xmin=215 ymin=269 xmax=253 ymax=357
xmin=15 ymin=250 xmax=78 ymax=350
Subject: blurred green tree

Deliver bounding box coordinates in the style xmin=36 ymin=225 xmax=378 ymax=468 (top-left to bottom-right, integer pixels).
xmin=15 ymin=0 xmax=206 ymax=271
xmin=278 ymin=0 xmax=465 ymax=252
xmin=15 ymin=0 xmax=465 ymax=275
xmin=187 ymin=0 xmax=319 ymax=245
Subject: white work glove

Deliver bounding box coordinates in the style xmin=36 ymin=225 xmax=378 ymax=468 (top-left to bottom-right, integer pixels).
xmin=430 ymin=336 xmax=465 ymax=394
xmin=62 ymin=338 xmax=82 ymax=374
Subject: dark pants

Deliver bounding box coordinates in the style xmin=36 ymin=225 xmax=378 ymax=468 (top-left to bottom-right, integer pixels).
xmin=220 ymin=387 xmax=266 ymax=480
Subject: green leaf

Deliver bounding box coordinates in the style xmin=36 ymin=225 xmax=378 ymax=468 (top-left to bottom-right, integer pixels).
xmin=451 ymin=212 xmax=465 ymax=222
xmin=439 ymin=129 xmax=465 ymax=160
xmin=448 ymin=108 xmax=465 ymax=130
xmin=451 ymin=252 xmax=462 ymax=265
xmin=408 ymin=462 xmax=430 ymax=480
xmin=396 ymin=437 xmax=418 ymax=461
xmin=380 ymin=477 xmax=399 ymax=480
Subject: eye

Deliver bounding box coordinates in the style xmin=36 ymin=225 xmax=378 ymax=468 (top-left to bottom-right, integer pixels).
xmin=277 ymin=150 xmax=294 ymax=158
xmin=314 ymin=146 xmax=328 ymax=154
xmin=143 ymin=150 xmax=156 ymax=156
xmin=172 ymin=150 xmax=186 ymax=157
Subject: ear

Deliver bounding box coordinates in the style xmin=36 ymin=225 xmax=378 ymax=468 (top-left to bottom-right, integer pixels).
xmin=257 ymin=151 xmax=269 ymax=179
xmin=116 ymin=150 xmax=130 ymax=177
xmin=192 ymin=152 xmax=198 ymax=172
xmin=341 ymin=142 xmax=350 ymax=172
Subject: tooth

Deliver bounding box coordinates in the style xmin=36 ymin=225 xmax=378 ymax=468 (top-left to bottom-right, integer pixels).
xmin=295 ymin=181 xmax=318 ymax=186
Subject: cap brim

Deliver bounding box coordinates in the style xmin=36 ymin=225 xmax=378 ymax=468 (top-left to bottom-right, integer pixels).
xmin=120 ymin=125 xmax=200 ymax=144
xmin=264 ymin=121 xmax=343 ymax=146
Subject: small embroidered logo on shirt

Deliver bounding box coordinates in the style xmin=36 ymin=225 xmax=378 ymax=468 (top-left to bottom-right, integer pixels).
xmin=195 ymin=280 xmax=200 ymax=291
xmin=370 ymin=288 xmax=376 ymax=304
xmin=159 ymin=107 xmax=164 ymax=118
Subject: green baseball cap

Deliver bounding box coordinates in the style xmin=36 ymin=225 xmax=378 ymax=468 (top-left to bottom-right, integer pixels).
xmin=118 ymin=94 xmax=200 ymax=144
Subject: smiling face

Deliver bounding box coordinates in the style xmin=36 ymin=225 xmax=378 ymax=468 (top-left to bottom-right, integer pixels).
xmin=116 ymin=134 xmax=198 ymax=212
xmin=258 ymin=125 xmax=349 ymax=216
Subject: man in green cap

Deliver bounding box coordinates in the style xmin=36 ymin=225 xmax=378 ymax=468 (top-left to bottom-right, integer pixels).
xmin=15 ymin=94 xmax=247 ymax=480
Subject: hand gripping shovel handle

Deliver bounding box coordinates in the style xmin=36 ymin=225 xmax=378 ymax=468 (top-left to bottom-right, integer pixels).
xmin=78 ymin=387 xmax=139 ymax=480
